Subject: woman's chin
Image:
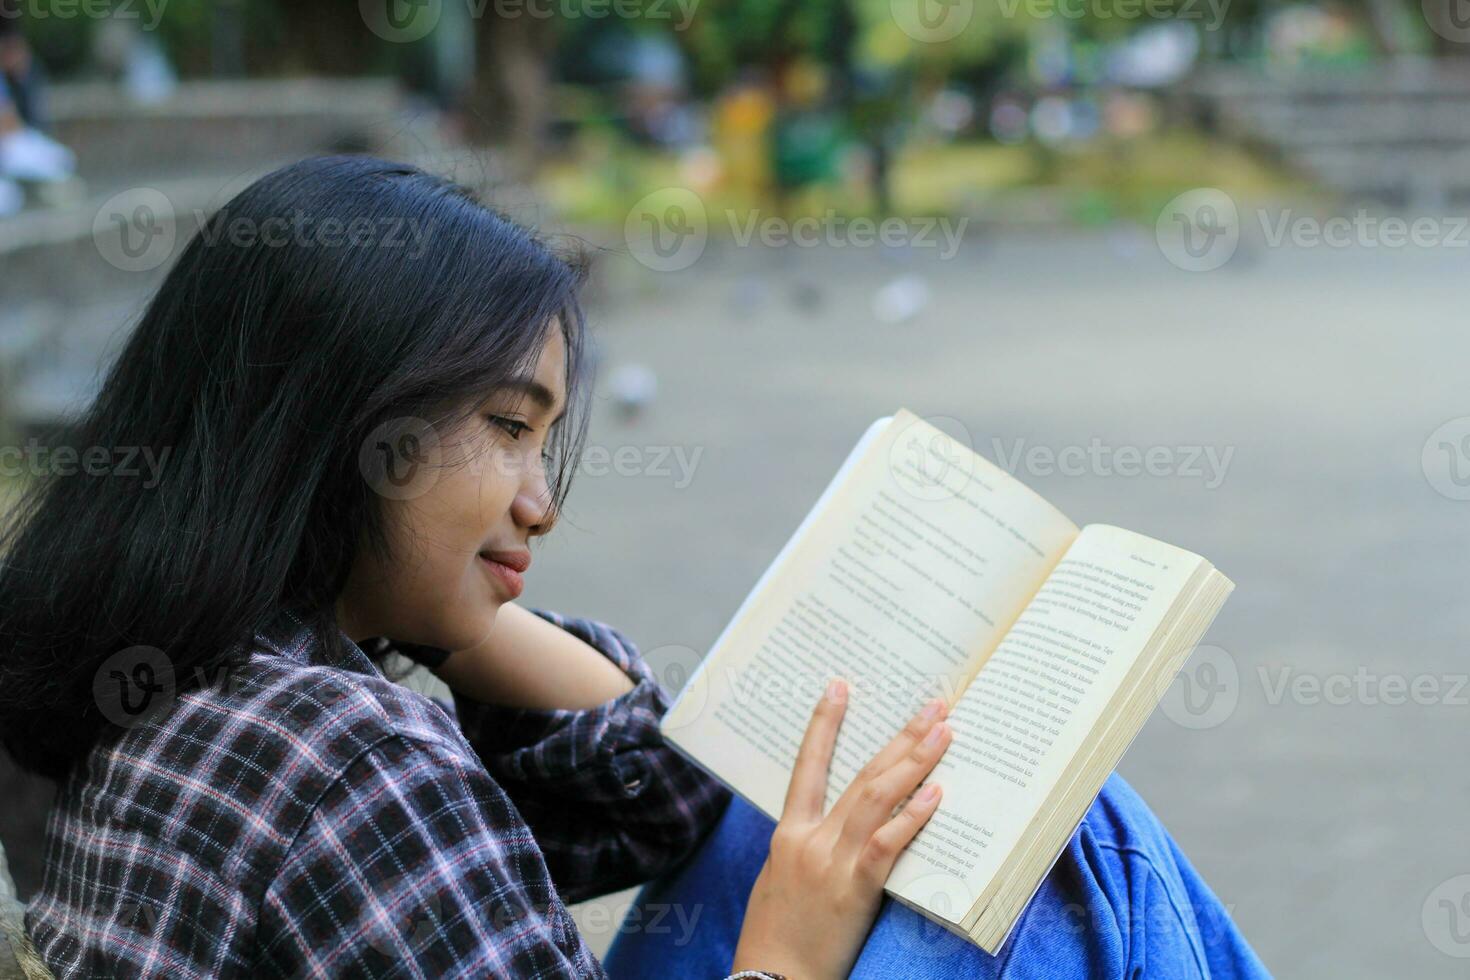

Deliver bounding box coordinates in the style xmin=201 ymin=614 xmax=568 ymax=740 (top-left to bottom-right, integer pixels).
xmin=448 ymin=605 xmax=503 ymax=652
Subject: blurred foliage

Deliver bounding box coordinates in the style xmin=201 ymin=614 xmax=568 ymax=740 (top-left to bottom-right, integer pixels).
xmin=16 ymin=0 xmax=1439 ymax=86
xmin=539 ymin=127 xmax=1301 ymax=227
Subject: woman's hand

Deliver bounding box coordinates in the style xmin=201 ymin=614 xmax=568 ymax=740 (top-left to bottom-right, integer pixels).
xmin=731 ymin=679 xmax=952 ymax=979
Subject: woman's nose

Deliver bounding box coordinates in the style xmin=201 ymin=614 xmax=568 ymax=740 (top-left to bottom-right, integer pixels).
xmin=510 ymin=471 xmax=556 ymax=536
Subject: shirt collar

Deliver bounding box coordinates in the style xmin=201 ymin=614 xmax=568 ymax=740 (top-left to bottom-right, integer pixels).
xmin=250 ymin=606 xmax=381 ymax=676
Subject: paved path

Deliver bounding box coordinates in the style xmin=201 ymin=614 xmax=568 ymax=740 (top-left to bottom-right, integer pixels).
xmin=537 ymin=231 xmax=1469 ymax=978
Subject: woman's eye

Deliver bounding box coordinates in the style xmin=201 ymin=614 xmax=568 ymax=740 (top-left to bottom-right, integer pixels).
xmin=489 ymin=416 xmax=531 ymax=440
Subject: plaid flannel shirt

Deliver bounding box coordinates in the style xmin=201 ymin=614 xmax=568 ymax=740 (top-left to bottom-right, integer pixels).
xmin=26 ymin=608 xmax=734 ymax=978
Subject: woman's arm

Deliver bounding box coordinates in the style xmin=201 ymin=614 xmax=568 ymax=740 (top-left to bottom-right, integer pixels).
xmin=388 ymin=609 xmax=733 ymax=904
xmin=433 ymin=601 xmax=634 ymax=710
xmin=255 ymin=733 xmax=609 ymax=977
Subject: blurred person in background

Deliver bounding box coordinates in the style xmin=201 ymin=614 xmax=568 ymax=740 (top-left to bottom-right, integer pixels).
xmin=0 ymin=0 xmax=76 ymax=214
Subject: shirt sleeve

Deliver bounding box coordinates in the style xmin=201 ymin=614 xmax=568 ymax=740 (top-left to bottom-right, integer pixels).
xmin=254 ymin=733 xmax=610 ymax=979
xmin=448 ymin=609 xmax=734 ymax=905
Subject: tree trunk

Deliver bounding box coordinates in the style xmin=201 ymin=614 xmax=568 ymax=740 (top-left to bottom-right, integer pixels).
xmin=470 ymin=16 xmax=559 ymax=178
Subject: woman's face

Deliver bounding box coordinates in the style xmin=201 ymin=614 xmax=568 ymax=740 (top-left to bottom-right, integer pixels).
xmin=338 ymin=326 xmax=567 ymax=650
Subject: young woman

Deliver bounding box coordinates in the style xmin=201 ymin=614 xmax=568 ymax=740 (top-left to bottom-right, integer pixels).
xmin=0 ymin=156 xmax=959 ymax=979
xmin=0 ymin=156 xmax=1268 ymax=979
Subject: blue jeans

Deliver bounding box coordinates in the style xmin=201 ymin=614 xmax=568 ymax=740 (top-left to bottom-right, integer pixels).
xmin=604 ymin=773 xmax=1271 ymax=979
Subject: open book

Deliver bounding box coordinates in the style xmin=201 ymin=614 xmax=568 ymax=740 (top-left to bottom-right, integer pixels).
xmin=659 ymin=410 xmax=1233 ymax=954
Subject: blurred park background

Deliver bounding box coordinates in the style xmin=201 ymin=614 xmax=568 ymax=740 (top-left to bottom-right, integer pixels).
xmin=2 ymin=0 xmax=1469 ymax=977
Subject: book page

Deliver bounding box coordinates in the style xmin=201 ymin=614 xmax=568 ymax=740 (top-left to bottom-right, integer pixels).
xmin=660 ymin=410 xmax=1079 ymax=826
xmin=885 ymin=524 xmax=1207 ymax=918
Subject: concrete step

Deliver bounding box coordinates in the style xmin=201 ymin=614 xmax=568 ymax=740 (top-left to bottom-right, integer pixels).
xmin=1187 ymin=59 xmax=1470 ymax=205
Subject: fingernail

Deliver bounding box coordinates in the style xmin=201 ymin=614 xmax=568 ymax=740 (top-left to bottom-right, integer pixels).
xmin=924 ymin=721 xmax=948 ymax=745
xmin=920 ymin=698 xmax=942 ymax=721
xmin=826 ymin=678 xmax=847 ymax=704
xmin=919 ymin=783 xmax=941 ymax=802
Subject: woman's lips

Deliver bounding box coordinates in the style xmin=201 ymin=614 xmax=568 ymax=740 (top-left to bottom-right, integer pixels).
xmin=478 ymin=550 xmax=529 ymax=599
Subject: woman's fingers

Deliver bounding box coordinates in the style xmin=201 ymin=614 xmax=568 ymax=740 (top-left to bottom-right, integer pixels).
xmin=830 ymin=696 xmax=947 ymax=822
xmin=781 ymin=677 xmax=848 ymax=823
xmin=857 ymin=783 xmax=945 ymax=883
xmin=841 ymin=719 xmax=952 ymax=846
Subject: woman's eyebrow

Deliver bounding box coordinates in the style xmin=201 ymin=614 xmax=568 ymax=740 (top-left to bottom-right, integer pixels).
xmin=501 ymin=377 xmax=565 ymax=420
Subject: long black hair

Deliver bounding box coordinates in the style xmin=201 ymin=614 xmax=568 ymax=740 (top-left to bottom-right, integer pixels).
xmin=0 ymin=156 xmax=592 ymax=779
